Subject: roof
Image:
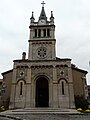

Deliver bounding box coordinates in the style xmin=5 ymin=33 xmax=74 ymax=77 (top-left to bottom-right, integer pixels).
xmin=56 ymin=57 xmax=71 ymax=61
xmin=13 ymin=57 xmax=71 ymax=62
xmin=2 ymin=69 xmax=13 ymax=75
xmin=71 ymin=64 xmax=88 ymax=74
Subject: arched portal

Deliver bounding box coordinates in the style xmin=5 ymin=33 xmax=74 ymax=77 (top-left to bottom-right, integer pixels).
xmin=36 ymin=77 xmax=49 ymax=107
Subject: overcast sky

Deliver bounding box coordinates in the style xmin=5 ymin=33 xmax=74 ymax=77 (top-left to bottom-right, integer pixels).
xmin=0 ymin=0 xmax=90 ymax=84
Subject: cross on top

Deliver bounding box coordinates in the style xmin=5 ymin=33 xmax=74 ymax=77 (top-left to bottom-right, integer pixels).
xmin=41 ymin=1 xmax=45 ymax=7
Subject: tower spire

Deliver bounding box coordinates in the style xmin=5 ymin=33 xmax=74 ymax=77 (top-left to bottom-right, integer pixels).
xmin=39 ymin=1 xmax=47 ymax=21
xmin=30 ymin=11 xmax=35 ymax=24
xmin=50 ymin=11 xmax=54 ymax=24
xmin=30 ymin=12 xmax=35 ymax=20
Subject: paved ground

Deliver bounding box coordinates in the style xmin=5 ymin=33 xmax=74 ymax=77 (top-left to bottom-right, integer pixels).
xmin=0 ymin=114 xmax=90 ymax=120
xmin=0 ymin=116 xmax=14 ymax=120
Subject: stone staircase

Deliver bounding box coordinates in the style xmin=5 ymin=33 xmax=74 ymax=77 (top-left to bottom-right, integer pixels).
xmin=0 ymin=108 xmax=80 ymax=115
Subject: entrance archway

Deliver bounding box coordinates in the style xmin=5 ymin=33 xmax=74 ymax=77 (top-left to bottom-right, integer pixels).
xmin=36 ymin=77 xmax=49 ymax=107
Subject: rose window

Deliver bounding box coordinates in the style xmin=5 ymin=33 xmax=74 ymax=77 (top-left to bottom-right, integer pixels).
xmin=38 ymin=47 xmax=47 ymax=58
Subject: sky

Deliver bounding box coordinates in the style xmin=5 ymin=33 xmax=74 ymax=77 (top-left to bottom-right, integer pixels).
xmin=0 ymin=0 xmax=90 ymax=84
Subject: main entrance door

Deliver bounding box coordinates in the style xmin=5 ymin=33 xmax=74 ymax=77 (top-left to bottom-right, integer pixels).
xmin=36 ymin=77 xmax=49 ymax=107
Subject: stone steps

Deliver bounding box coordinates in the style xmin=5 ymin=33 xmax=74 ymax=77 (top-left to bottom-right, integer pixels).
xmin=0 ymin=108 xmax=80 ymax=115
xmin=12 ymin=108 xmax=69 ymax=113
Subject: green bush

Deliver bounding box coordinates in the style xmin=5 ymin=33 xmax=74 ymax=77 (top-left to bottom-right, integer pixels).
xmin=74 ymin=95 xmax=89 ymax=110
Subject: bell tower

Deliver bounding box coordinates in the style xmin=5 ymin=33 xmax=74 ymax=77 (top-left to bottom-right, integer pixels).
xmin=28 ymin=1 xmax=56 ymax=60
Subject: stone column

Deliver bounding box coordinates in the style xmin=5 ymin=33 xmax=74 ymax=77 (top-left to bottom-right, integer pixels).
xmin=31 ymin=82 xmax=35 ymax=107
xmin=25 ymin=68 xmax=32 ymax=108
xmin=52 ymin=41 xmax=56 ymax=60
xmin=52 ymin=66 xmax=58 ymax=108
xmin=29 ymin=29 xmax=34 ymax=39
xmin=53 ymin=82 xmax=58 ymax=108
xmin=53 ymin=66 xmax=57 ymax=81
xmin=41 ymin=29 xmax=43 ymax=37
xmin=50 ymin=27 xmax=55 ymax=38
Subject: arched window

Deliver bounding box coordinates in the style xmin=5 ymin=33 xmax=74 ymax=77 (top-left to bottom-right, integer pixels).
xmin=43 ymin=29 xmax=46 ymax=37
xmin=20 ymin=82 xmax=23 ymax=95
xmin=47 ymin=29 xmax=50 ymax=37
xmin=38 ymin=29 xmax=41 ymax=37
xmin=35 ymin=29 xmax=37 ymax=37
xmin=59 ymin=79 xmax=68 ymax=95
xmin=61 ymin=81 xmax=64 ymax=95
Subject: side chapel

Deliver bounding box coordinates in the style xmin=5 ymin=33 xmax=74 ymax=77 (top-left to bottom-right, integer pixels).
xmin=1 ymin=2 xmax=88 ymax=109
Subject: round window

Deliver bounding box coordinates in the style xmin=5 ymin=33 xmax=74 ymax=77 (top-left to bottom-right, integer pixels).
xmin=37 ymin=47 xmax=47 ymax=58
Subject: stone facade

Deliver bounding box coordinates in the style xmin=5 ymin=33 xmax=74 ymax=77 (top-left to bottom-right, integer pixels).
xmin=1 ymin=2 xmax=88 ymax=109
xmin=8 ymin=58 xmax=75 ymax=109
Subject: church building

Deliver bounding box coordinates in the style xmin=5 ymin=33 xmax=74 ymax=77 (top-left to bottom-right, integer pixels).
xmin=1 ymin=2 xmax=88 ymax=109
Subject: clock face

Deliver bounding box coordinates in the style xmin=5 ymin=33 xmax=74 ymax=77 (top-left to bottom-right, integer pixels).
xmin=39 ymin=19 xmax=46 ymax=24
